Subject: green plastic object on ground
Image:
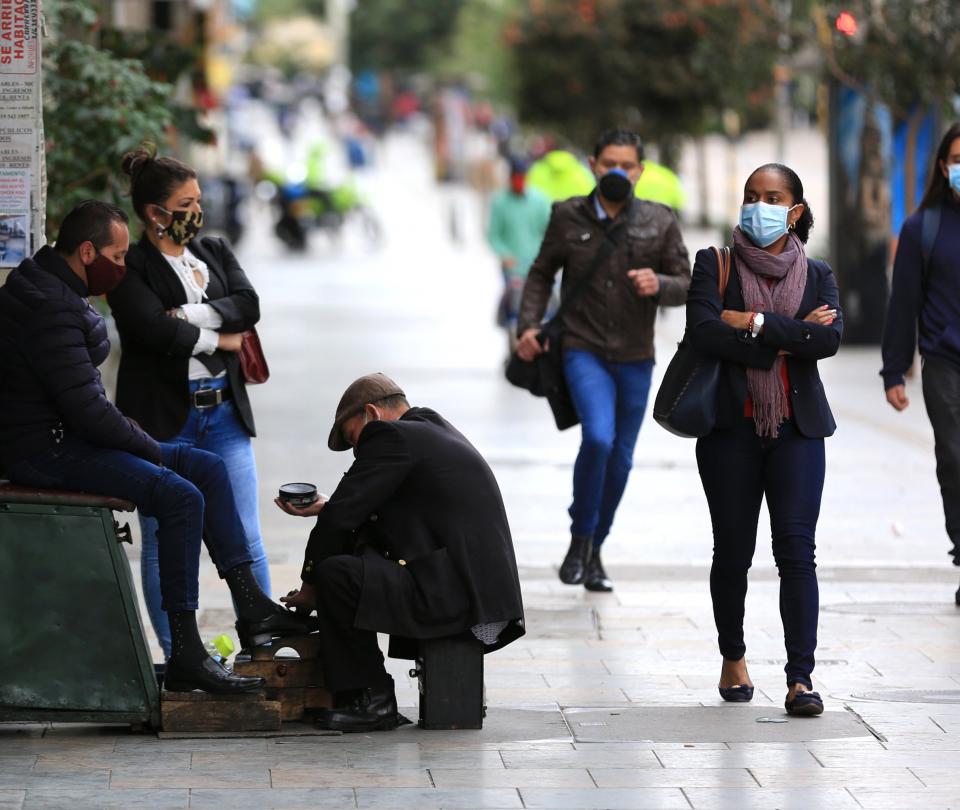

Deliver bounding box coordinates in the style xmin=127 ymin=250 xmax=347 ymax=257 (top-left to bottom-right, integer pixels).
xmin=0 ymin=485 xmax=161 ymax=728
xmin=205 ymin=634 xmax=235 ymax=661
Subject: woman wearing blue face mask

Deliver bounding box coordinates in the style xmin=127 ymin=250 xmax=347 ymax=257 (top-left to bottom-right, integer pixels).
xmin=882 ymin=122 xmax=960 ymax=605
xmin=686 ymin=163 xmax=843 ymax=716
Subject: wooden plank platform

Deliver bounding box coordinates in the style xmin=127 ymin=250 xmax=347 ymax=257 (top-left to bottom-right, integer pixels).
xmin=160 ymin=689 xmax=282 ymax=733
xmin=232 ymin=634 xmax=334 ymax=721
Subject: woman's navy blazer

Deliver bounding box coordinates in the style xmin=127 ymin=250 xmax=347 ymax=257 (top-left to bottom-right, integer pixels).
xmin=685 ymin=247 xmax=843 ymax=439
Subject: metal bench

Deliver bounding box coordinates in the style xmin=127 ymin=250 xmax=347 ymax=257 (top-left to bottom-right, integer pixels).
xmin=0 ymin=480 xmax=161 ymax=729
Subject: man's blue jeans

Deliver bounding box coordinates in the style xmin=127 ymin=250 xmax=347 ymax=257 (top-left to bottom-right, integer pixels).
xmin=140 ymin=378 xmax=270 ymax=658
xmin=563 ymin=349 xmax=654 ymax=547
xmin=7 ymin=438 xmax=253 ymax=615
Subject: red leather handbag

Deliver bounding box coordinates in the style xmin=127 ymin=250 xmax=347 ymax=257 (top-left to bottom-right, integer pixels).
xmin=239 ymin=327 xmax=269 ymax=385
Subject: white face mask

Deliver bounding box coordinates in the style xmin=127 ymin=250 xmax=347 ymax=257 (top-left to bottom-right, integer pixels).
xmin=739 ymin=201 xmax=798 ymax=248
xmin=948 ymin=164 xmax=960 ymax=195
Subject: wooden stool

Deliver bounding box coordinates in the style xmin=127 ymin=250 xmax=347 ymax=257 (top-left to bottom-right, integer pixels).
xmin=411 ymin=635 xmax=485 ymax=730
xmin=232 ymin=633 xmax=334 ymax=721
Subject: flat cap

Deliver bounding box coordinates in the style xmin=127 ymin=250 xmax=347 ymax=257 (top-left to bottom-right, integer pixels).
xmin=328 ymin=372 xmax=405 ymax=451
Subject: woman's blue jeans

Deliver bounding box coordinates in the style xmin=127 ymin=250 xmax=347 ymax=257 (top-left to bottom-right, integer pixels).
xmin=7 ymin=439 xmax=253 ymax=616
xmin=139 ymin=378 xmax=270 ymax=658
xmin=563 ymin=349 xmax=654 ymax=547
xmin=696 ymin=418 xmax=824 ymax=689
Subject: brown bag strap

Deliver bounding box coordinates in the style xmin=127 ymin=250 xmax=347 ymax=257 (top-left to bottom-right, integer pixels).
xmin=710 ymin=246 xmax=731 ymax=297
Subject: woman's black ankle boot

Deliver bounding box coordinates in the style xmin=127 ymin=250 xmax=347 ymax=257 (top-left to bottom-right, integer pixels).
xmin=164 ymin=610 xmax=264 ymax=694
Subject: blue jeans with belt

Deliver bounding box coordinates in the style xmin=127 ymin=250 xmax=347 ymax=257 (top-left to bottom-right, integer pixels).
xmin=563 ymin=349 xmax=654 ymax=547
xmin=139 ymin=377 xmax=271 ymax=658
xmin=7 ymin=438 xmax=252 ymax=613
xmin=696 ymin=418 xmax=825 ymax=689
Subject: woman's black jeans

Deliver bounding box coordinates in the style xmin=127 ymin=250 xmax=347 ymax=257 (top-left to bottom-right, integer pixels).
xmin=696 ymin=418 xmax=825 ymax=689
xmin=922 ymin=355 xmax=960 ymax=566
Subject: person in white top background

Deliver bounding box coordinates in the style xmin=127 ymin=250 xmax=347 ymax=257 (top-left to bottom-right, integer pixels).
xmin=107 ymin=146 xmax=280 ymax=660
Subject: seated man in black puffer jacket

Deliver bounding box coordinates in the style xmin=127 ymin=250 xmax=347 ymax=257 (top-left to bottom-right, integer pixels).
xmin=0 ymin=200 xmax=310 ymax=693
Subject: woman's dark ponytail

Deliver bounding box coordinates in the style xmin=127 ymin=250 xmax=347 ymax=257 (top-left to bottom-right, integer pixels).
xmin=120 ymin=145 xmax=153 ymax=182
xmin=792 ymin=196 xmax=814 ymax=244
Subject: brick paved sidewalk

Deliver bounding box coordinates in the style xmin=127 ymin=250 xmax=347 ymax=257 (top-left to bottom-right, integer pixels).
xmin=2 ymin=133 xmax=957 ymax=809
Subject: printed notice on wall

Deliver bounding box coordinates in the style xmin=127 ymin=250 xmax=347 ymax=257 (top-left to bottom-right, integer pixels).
xmin=0 ymin=168 xmax=29 ymax=266
xmin=0 ymin=0 xmax=41 ymax=267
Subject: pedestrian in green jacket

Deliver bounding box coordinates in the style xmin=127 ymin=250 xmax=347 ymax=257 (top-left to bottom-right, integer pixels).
xmin=487 ymin=159 xmax=552 ymax=353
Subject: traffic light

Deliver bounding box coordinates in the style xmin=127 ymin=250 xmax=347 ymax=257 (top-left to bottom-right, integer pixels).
xmin=835 ymin=10 xmax=858 ymax=37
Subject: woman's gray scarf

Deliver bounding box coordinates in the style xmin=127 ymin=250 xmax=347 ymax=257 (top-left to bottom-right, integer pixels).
xmin=732 ymin=226 xmax=808 ymax=438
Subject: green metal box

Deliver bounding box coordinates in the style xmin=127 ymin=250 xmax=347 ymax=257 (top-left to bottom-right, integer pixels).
xmin=0 ymin=484 xmax=160 ymax=727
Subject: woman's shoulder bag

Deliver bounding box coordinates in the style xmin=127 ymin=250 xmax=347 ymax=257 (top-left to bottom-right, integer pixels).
xmin=652 ymin=246 xmax=731 ymax=438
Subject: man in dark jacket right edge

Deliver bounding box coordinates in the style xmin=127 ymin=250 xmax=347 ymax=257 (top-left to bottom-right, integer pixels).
xmin=277 ymin=373 xmax=525 ymax=733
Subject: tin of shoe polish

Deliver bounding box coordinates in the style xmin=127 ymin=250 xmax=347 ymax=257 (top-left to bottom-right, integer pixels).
xmin=278 ymin=482 xmax=319 ymax=507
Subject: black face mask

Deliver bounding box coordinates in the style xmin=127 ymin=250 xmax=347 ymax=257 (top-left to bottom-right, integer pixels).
xmin=598 ymin=169 xmax=633 ymax=203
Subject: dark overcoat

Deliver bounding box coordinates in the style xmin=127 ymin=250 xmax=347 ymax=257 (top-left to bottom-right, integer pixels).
xmin=106 ymin=234 xmax=259 ymax=440
xmin=302 ymin=407 xmax=525 ymax=658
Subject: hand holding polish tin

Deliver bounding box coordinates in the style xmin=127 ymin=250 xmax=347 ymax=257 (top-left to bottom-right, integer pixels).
xmin=275 ymin=482 xmax=328 ymax=516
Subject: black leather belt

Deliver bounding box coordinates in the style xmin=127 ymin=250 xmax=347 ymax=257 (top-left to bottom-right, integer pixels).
xmin=192 ymin=387 xmax=231 ymax=409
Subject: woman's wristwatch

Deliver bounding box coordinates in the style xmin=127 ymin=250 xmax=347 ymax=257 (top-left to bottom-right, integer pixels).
xmin=749 ymin=312 xmax=765 ymax=338
xmin=173 ymin=308 xmax=188 ymax=321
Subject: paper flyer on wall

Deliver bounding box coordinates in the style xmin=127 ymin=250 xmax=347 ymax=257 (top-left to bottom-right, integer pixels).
xmin=0 ymin=168 xmax=30 ymax=266
xmin=0 ymin=0 xmax=42 ymax=268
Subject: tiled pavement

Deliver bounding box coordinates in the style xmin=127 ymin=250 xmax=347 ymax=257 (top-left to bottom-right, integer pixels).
xmin=2 ymin=133 xmax=958 ymax=808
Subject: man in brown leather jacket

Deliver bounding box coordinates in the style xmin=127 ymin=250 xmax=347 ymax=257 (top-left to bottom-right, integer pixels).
xmin=515 ymin=128 xmax=690 ymax=592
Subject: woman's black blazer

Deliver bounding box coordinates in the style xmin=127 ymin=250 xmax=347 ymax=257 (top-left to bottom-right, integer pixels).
xmin=107 ymin=234 xmax=260 ymax=440
xmin=685 ymin=247 xmax=843 ymax=438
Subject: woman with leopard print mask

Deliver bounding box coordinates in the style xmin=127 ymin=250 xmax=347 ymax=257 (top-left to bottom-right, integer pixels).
xmin=109 ymin=145 xmax=276 ymax=660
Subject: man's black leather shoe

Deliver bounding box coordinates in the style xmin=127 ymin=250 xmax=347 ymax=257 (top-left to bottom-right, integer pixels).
xmin=236 ymin=606 xmax=319 ymax=649
xmin=583 ymin=553 xmax=613 ymax=592
xmin=164 ymin=655 xmax=265 ymax=694
xmin=559 ymin=535 xmax=593 ymax=585
xmin=313 ymin=678 xmax=410 ymax=733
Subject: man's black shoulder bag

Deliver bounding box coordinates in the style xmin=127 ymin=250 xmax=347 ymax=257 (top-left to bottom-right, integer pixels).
xmin=505 ymin=224 xmax=624 ymax=431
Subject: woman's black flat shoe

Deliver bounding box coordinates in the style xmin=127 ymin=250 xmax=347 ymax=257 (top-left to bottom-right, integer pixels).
xmin=718 ymin=684 xmax=754 ymax=703
xmin=236 ymin=606 xmax=319 ymax=649
xmin=785 ymin=690 xmax=824 ymax=716
xmin=164 ymin=656 xmax=265 ymax=694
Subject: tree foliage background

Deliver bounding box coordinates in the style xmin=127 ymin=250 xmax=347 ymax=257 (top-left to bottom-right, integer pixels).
xmin=818 ymin=0 xmax=960 ymax=120
xmin=43 ymin=0 xmax=209 ymax=236
xmin=509 ymin=0 xmax=785 ymax=162
xmin=348 ymin=0 xmax=465 ymax=74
